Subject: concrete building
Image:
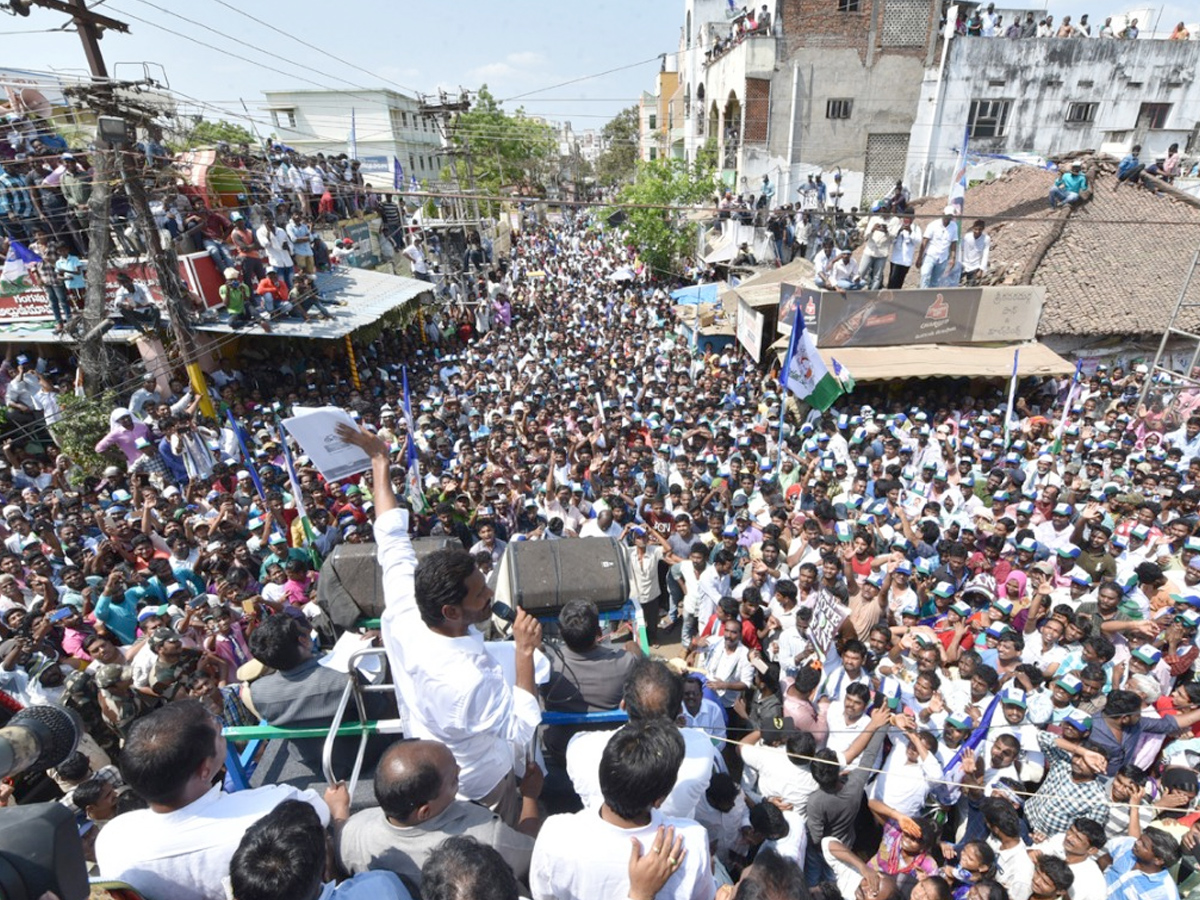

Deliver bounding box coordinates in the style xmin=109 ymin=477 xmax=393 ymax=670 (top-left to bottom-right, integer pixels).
xmin=674 ymin=0 xmax=939 ymax=207
xmin=557 ymin=123 xmax=608 ymax=166
xmin=638 ymin=65 xmax=680 ymax=161
xmin=260 ymin=88 xmax=442 ymax=187
xmin=907 ymin=34 xmax=1200 ymax=196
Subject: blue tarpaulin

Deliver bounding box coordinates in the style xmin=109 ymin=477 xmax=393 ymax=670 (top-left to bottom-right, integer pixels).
xmin=669 ymin=283 xmax=719 ymax=305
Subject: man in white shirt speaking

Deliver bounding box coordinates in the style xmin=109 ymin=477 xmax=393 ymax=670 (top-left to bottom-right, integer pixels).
xmin=340 ymin=424 xmax=543 ymax=827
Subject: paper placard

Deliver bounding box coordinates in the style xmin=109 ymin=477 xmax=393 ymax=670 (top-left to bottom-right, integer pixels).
xmin=281 ymin=406 xmax=371 ymax=483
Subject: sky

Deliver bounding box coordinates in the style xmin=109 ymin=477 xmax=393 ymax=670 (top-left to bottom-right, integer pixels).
xmin=6 ymin=0 xmax=1193 ymax=139
xmin=6 ymin=0 xmax=682 ymax=133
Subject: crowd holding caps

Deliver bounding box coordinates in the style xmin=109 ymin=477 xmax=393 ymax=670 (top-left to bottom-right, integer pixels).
xmin=2 ymin=214 xmax=1200 ymax=899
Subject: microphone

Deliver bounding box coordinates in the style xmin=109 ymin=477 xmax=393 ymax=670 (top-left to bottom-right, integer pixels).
xmin=490 ymin=600 xmax=516 ymax=624
xmin=0 ymin=705 xmax=80 ymax=780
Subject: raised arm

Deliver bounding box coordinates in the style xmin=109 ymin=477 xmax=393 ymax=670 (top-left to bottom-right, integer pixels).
xmin=336 ymin=424 xmax=415 ymax=613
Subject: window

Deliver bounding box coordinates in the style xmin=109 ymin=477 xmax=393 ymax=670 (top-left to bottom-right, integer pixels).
xmin=418 ymin=156 xmax=424 ymax=171
xmin=649 ymin=148 xmax=658 ymax=161
xmin=1078 ymin=80 xmax=1094 ymax=88
xmin=269 ymin=109 xmax=296 ymax=129
xmin=826 ymin=99 xmax=853 ymax=119
xmin=1140 ymin=102 xmax=1171 ymax=130
xmin=1065 ymin=102 xmax=1097 ymax=124
xmin=649 ymin=113 xmax=657 ymax=130
xmin=400 ymin=111 xmax=408 ymax=127
xmin=838 ymin=0 xmax=860 ymax=10
xmin=967 ymin=99 xmax=1011 ymax=138
xmin=987 ymin=79 xmax=1006 ymax=88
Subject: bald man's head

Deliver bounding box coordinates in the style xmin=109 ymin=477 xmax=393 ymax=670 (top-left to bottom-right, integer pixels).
xmin=622 ymin=658 xmax=684 ymax=723
xmin=375 ymin=739 xmax=459 ymax=824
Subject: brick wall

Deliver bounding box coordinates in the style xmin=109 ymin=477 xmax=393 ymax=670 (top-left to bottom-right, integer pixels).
xmin=780 ymin=0 xmax=934 ymax=61
xmin=745 ymin=78 xmax=772 ymax=143
xmin=781 ymin=0 xmax=874 ymax=56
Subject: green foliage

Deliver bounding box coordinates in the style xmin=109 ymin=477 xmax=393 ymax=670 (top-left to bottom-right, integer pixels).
xmin=595 ymin=105 xmax=638 ymax=186
xmin=696 ymin=137 xmax=719 ymax=172
xmin=175 ymin=119 xmax=257 ymax=151
xmin=612 ymin=156 xmax=715 ymax=275
xmin=445 ymin=86 xmax=558 ymax=212
xmin=55 ymin=391 xmax=119 ymax=475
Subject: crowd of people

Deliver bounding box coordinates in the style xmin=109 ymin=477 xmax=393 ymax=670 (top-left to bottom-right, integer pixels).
xmin=3 ymin=209 xmax=1200 ymax=900
xmin=953 ymin=4 xmax=1171 ymax=40
xmin=0 ymin=98 xmax=428 ymax=335
xmin=704 ymin=5 xmax=775 ymax=65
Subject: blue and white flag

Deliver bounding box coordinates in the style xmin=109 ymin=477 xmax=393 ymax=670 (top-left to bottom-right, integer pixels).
xmin=410 ymin=174 xmax=419 ymax=193
xmin=392 ymin=157 xmax=404 ymax=191
xmin=831 ymin=357 xmax=855 ymax=394
xmin=1 ymin=240 xmax=40 ymax=284
xmin=948 ymin=126 xmax=970 ymax=215
xmin=1003 ymin=348 xmax=1020 ymax=448
xmin=401 ymin=367 xmax=428 ymax=514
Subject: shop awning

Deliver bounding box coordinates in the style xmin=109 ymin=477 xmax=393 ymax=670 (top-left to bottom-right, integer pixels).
xmin=669 ymin=282 xmax=721 ymax=305
xmin=196 ymin=267 xmax=431 ymax=339
xmin=770 ymin=340 xmax=1074 ymax=380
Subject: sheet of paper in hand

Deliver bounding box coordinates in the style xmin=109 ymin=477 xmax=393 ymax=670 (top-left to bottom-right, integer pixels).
xmin=282 ymin=406 xmax=371 ymax=482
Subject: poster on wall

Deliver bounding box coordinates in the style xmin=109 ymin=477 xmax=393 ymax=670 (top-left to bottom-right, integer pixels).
xmin=777 ymin=284 xmax=1044 ymax=347
xmin=735 ymin=296 xmax=765 ymax=360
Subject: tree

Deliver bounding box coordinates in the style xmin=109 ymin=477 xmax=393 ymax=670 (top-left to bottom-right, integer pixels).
xmin=174 ymin=118 xmax=257 ymax=151
xmin=443 ymin=86 xmax=558 ymax=210
xmin=614 ymin=156 xmax=715 ymax=275
xmin=595 ymin=105 xmax=638 ymax=186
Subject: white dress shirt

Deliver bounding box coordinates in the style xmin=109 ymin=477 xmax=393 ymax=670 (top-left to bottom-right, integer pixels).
xmin=869 ymin=734 xmax=943 ymax=817
xmin=530 ymin=807 xmax=716 ymax=900
xmin=377 ymin=508 xmax=542 ymax=800
xmin=693 ymin=567 xmax=729 ymax=623
xmin=741 ymin=741 xmax=819 ymax=809
xmin=681 ymin=697 xmax=728 ymax=741
xmin=890 ymin=224 xmax=922 ymax=266
xmin=823 ymin=702 xmax=869 ymax=758
xmin=566 ymin=726 xmax=720 ymax=820
xmin=96 ymin=783 xmax=329 ymax=900
xmin=1029 ymin=834 xmax=1105 ymax=900
xmin=704 ymin=641 xmax=754 ymax=708
xmin=255 ymin=224 xmax=293 ymax=268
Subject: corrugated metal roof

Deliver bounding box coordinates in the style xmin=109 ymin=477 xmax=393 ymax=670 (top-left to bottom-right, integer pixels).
xmin=196 ymin=267 xmax=431 ymax=340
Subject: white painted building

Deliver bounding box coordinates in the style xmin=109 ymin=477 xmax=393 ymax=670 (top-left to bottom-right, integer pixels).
xmin=673 ymin=0 xmax=938 ymax=207
xmin=907 ymin=35 xmax=1200 ymax=196
xmin=260 ymin=89 xmax=442 ymax=187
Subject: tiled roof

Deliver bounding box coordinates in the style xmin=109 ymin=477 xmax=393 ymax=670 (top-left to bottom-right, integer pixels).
xmin=914 ymin=158 xmax=1200 ymax=338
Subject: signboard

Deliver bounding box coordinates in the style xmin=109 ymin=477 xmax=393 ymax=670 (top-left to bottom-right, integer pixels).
xmin=356 ymin=155 xmax=390 ymax=175
xmin=341 ymin=221 xmax=379 ymax=268
xmin=0 ymin=255 xmax=221 ymax=323
xmin=779 ymin=282 xmax=821 ymax=331
xmin=735 ymin=296 xmax=765 ymax=360
xmin=808 ymin=590 xmax=849 ymax=658
xmin=778 ymin=284 xmax=1044 ymax=347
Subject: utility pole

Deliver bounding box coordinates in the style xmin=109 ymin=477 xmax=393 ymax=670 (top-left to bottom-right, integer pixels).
xmin=418 ymin=89 xmax=478 ymax=303
xmin=36 ymin=0 xmax=211 ymax=408
xmin=88 ymin=87 xmax=215 ymax=416
xmin=27 ymin=0 xmax=132 ymax=388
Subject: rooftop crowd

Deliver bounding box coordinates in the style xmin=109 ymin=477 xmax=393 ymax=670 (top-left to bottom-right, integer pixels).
xmin=1 ymin=200 xmax=1200 ymax=900
xmin=0 ymin=101 xmax=409 ymax=335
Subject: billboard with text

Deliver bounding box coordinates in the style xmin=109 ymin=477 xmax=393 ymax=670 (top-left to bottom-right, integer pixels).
xmin=778 ymin=284 xmax=1044 ymax=347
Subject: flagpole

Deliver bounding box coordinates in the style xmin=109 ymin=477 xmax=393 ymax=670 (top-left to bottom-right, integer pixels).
xmin=1052 ymin=359 xmax=1083 ymax=454
xmin=1003 ymin=347 xmax=1020 ymax=450
xmin=776 ymin=322 xmax=801 ymax=474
